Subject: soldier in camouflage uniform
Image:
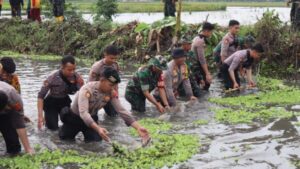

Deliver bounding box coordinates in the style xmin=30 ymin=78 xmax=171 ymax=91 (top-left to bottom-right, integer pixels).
xmin=125 ymin=55 xmax=170 ymax=113
xmin=59 ymin=68 xmax=150 ymax=145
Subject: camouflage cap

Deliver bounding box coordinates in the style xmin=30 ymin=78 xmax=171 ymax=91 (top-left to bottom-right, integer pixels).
xmin=148 ymin=55 xmax=168 ymax=70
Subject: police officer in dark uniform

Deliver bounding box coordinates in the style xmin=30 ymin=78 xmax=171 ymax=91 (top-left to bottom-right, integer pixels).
xmin=37 ymin=56 xmax=84 ymax=130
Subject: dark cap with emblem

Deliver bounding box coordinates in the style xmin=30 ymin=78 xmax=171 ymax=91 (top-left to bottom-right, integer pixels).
xmin=103 ymin=67 xmax=121 ymax=84
xmin=172 ymin=48 xmax=186 ymax=59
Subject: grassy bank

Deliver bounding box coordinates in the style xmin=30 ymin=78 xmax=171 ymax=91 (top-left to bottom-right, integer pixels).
xmin=0 ymin=1 xmax=288 ymax=13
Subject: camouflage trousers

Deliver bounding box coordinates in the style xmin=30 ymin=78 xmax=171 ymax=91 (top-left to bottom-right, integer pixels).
xmin=125 ymin=91 xmax=147 ymax=112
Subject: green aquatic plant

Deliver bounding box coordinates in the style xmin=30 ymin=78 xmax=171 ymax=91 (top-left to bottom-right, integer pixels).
xmin=130 ymin=118 xmax=173 ymax=136
xmin=193 ymin=119 xmax=209 ymax=126
xmin=214 ymin=108 xmax=294 ymax=124
xmin=0 ymin=119 xmax=200 ymax=169
xmin=256 ymin=76 xmax=288 ymax=91
xmin=210 ymin=88 xmax=300 ymax=109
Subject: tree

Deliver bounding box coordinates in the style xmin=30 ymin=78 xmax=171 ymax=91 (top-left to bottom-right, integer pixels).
xmin=94 ymin=0 xmax=118 ymax=21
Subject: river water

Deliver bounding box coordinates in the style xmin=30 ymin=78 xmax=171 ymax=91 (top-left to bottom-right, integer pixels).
xmin=0 ymin=7 xmax=292 ymax=25
xmin=0 ymin=58 xmax=300 ymax=169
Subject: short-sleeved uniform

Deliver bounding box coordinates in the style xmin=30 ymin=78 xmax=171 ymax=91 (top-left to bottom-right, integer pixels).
xmin=125 ymin=65 xmax=164 ymax=112
xmin=178 ymin=51 xmax=201 ymax=97
xmin=88 ymin=59 xmax=120 ymax=117
xmin=221 ymin=49 xmax=254 ymax=89
xmin=38 ymin=70 xmax=84 ymax=130
xmin=0 ymin=81 xmax=25 ymax=154
xmin=154 ymin=60 xmax=193 ymax=107
xmin=59 ymin=82 xmax=136 ymax=142
xmin=220 ymin=33 xmax=239 ymax=61
xmin=190 ymin=34 xmax=211 ymax=90
xmin=0 ymin=73 xmax=21 ymax=94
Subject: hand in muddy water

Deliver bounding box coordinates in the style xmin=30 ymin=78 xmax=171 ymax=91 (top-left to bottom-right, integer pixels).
xmin=156 ymin=103 xmax=165 ymax=114
xmin=189 ymin=96 xmax=198 ymax=105
xmin=233 ymin=82 xmax=240 ymax=89
xmin=24 ymin=147 xmax=35 ymax=155
xmin=248 ymin=80 xmax=256 ymax=87
xmin=137 ymin=127 xmax=151 ymax=147
xmin=38 ymin=117 xmax=45 ymax=130
xmin=98 ymin=127 xmax=111 ymax=142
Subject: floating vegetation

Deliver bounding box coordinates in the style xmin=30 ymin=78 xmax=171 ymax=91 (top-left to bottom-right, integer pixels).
xmin=0 ymin=119 xmax=200 ymax=169
xmin=214 ymin=108 xmax=294 ymax=124
xmin=210 ymin=88 xmax=300 ymax=110
xmin=193 ymin=119 xmax=209 ymax=126
xmin=210 ymin=77 xmax=300 ymax=124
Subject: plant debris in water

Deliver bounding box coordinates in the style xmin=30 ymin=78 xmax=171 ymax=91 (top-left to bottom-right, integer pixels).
xmin=210 ymin=77 xmax=300 ymax=124
xmin=0 ymin=119 xmax=200 ymax=169
xmin=214 ymin=108 xmax=294 ymax=124
xmin=193 ymin=119 xmax=209 ymax=125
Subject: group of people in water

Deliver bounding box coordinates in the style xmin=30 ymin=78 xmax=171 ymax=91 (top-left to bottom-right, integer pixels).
xmin=0 ymin=19 xmax=264 ymax=155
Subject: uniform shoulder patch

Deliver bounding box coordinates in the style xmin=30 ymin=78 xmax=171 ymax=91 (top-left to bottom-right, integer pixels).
xmin=85 ymin=91 xmax=91 ymax=98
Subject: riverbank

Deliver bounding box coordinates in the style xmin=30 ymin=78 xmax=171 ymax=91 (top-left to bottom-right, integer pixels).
xmin=0 ymin=1 xmax=288 ymax=13
xmin=1 ymin=9 xmax=299 ymax=79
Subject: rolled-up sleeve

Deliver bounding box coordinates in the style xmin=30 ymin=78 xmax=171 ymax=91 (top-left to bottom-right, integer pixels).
xmin=78 ymin=89 xmax=94 ymax=127
xmin=163 ymin=71 xmax=176 ymax=107
xmin=111 ymin=98 xmax=136 ymax=126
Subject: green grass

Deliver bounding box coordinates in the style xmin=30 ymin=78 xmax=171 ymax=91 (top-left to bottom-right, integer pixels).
xmin=0 ymin=1 xmax=288 ymax=14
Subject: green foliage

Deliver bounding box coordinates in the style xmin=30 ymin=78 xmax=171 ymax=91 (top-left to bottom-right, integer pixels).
xmin=256 ymin=76 xmax=288 ymax=91
xmin=130 ymin=118 xmax=173 ymax=136
xmin=214 ymin=108 xmax=294 ymax=124
xmin=94 ymin=0 xmax=118 ymax=21
xmin=193 ymin=119 xmax=209 ymax=125
xmin=210 ymin=77 xmax=299 ymax=124
xmin=254 ymin=10 xmax=299 ymax=78
xmin=210 ymin=77 xmax=300 ymax=110
xmin=0 ymin=119 xmax=200 ymax=169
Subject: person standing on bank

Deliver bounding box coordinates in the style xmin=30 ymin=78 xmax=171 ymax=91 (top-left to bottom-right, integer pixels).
xmin=163 ymin=0 xmax=176 ymax=17
xmin=88 ymin=45 xmax=120 ymax=117
xmin=221 ymin=43 xmax=264 ymax=90
xmin=0 ymin=81 xmax=34 ymax=155
xmin=37 ymin=56 xmax=84 ymax=130
xmin=59 ymin=68 xmax=150 ymax=145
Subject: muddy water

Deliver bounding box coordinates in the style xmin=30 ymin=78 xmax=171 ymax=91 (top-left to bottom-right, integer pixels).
xmin=0 ymin=58 xmax=300 ymax=169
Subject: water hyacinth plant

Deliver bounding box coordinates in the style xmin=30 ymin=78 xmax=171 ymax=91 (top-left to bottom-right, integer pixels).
xmin=0 ymin=119 xmax=200 ymax=169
